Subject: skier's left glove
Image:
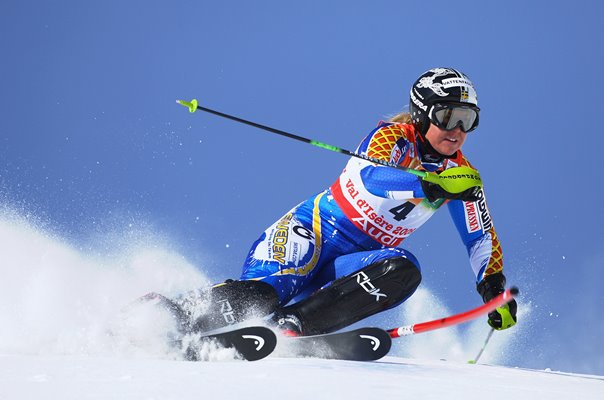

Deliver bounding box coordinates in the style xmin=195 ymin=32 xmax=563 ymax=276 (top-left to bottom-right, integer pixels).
xmin=420 ymin=179 xmax=481 ymax=203
xmin=477 ymin=273 xmax=517 ymax=330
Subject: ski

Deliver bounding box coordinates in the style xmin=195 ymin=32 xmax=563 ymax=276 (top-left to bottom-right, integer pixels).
xmin=132 ymin=287 xmax=517 ymax=362
xmin=281 ymin=327 xmax=392 ymax=361
xmin=184 ymin=326 xmax=277 ymax=362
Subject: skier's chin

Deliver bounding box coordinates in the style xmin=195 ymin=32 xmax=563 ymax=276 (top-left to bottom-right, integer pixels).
xmin=434 ymin=142 xmax=461 ymax=156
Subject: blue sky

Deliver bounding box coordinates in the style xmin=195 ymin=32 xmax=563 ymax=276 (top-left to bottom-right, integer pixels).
xmin=1 ymin=1 xmax=603 ymax=374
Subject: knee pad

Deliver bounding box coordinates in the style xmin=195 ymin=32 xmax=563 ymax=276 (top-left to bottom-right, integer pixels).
xmin=350 ymin=256 xmax=421 ymax=309
xmin=281 ymin=256 xmax=421 ymax=335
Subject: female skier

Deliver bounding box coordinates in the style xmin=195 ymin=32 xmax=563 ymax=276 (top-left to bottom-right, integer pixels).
xmin=173 ymin=67 xmax=517 ymax=336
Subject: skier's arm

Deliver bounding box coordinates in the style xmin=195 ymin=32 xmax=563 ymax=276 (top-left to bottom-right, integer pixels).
xmin=355 ymin=123 xmax=425 ymax=198
xmin=447 ymin=190 xmax=503 ymax=281
xmin=447 ymin=190 xmax=517 ymax=330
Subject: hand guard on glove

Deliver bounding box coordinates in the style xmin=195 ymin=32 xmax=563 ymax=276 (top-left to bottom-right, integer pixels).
xmin=420 ymin=179 xmax=481 ymax=203
xmin=477 ymin=273 xmax=517 ymax=330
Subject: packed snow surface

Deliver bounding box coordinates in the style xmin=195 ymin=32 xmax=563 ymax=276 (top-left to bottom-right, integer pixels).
xmin=1 ymin=354 xmax=602 ymax=400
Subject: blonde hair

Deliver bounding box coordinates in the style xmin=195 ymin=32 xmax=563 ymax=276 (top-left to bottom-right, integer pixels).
xmin=388 ymin=111 xmax=412 ymax=124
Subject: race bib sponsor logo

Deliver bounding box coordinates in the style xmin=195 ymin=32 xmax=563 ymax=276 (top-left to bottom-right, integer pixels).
xmin=334 ymin=177 xmax=416 ymax=246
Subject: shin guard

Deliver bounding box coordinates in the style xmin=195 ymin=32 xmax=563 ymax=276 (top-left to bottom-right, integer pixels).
xmin=176 ymin=280 xmax=279 ymax=333
xmin=280 ymin=256 xmax=421 ymax=335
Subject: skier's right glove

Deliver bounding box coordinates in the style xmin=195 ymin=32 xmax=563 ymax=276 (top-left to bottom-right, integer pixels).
xmin=477 ymin=273 xmax=517 ymax=330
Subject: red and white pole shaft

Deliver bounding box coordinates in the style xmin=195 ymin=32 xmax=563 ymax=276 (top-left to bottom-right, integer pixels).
xmin=388 ymin=287 xmax=518 ymax=338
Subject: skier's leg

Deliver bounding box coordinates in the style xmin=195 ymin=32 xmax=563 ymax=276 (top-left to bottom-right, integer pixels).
xmin=274 ymin=248 xmax=422 ymax=335
xmin=173 ymin=279 xmax=280 ymax=333
xmin=177 ymin=195 xmax=330 ymax=333
xmin=240 ymin=194 xmax=335 ymax=304
xmin=291 ymin=247 xmax=420 ymax=302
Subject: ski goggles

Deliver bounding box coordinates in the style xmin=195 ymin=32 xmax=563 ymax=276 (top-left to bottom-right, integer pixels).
xmin=429 ymin=103 xmax=480 ymax=133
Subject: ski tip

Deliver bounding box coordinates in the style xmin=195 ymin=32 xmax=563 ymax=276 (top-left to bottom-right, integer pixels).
xmin=193 ymin=326 xmax=277 ymax=362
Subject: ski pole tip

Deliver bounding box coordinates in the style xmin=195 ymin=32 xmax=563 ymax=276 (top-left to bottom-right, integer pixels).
xmin=176 ymin=99 xmax=198 ymax=113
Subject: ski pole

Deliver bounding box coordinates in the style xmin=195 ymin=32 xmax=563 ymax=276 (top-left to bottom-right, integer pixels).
xmin=468 ymin=327 xmax=495 ymax=364
xmin=388 ymin=287 xmax=518 ymax=338
xmin=176 ymin=99 xmax=482 ymax=194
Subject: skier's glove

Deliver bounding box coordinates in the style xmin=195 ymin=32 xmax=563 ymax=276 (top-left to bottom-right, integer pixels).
xmin=477 ymin=273 xmax=517 ymax=330
xmin=420 ymin=179 xmax=481 ymax=203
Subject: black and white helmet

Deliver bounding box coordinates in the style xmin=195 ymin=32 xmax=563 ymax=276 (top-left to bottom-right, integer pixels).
xmin=409 ymin=68 xmax=478 ymax=135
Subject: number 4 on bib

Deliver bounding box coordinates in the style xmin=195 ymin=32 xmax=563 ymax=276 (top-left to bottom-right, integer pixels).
xmin=389 ymin=202 xmax=415 ymax=221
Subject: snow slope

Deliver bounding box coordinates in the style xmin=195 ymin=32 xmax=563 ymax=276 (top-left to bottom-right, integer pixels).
xmin=1 ymin=210 xmax=602 ymax=400
xmin=1 ymin=354 xmax=602 ymax=400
